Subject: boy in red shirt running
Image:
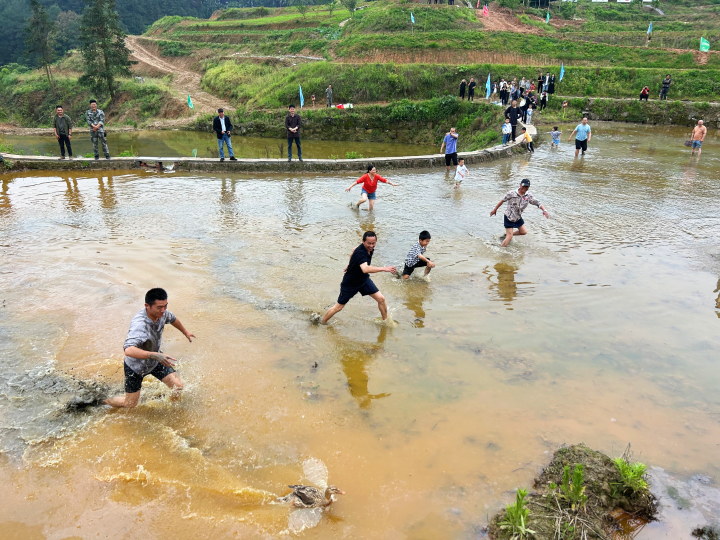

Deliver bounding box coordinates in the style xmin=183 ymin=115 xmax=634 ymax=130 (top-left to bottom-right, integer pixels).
xmin=345 ymin=164 xmax=398 ymax=210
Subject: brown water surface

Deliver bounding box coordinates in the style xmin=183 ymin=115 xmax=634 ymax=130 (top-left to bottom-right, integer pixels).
xmin=0 ymin=123 xmax=718 ymax=539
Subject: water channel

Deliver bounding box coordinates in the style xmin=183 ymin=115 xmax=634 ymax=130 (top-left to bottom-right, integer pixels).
xmin=0 ymin=123 xmax=718 ymax=539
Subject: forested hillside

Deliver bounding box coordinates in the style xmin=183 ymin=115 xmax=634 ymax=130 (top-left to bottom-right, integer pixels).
xmin=0 ymin=0 xmax=217 ymax=66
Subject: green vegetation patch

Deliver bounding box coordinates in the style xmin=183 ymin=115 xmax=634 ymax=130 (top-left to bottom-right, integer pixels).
xmin=157 ymin=40 xmax=192 ymax=57
xmin=345 ymin=4 xmax=479 ymax=33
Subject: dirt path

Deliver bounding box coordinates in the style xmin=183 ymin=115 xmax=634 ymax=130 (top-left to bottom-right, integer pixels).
xmin=125 ymin=35 xmax=231 ymax=119
xmin=476 ymin=4 xmax=543 ymax=34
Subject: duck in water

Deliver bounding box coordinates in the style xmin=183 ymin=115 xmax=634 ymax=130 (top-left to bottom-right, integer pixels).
xmin=277 ymin=485 xmax=345 ymax=508
xmin=277 ymin=458 xmax=345 ymax=508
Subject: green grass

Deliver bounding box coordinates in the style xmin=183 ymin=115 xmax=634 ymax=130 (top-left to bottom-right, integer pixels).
xmin=183 ymin=8 xmax=350 ymax=30
xmin=344 ymin=4 xmax=480 ymax=33
xmin=202 ymin=59 xmax=720 ymax=110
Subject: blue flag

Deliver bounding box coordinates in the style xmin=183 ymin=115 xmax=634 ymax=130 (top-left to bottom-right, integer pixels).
xmin=411 ymin=12 xmax=415 ymax=24
xmin=486 ymin=73 xmax=491 ymax=99
xmin=299 ymin=84 xmax=304 ymax=108
xmin=647 ymin=22 xmax=652 ymax=34
xmin=559 ymin=63 xmax=565 ymax=82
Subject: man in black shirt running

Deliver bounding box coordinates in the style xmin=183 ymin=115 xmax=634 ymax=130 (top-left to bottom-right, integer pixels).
xmin=320 ymin=231 xmax=397 ymax=324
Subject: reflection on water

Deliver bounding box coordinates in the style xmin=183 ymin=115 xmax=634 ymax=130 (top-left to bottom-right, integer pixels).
xmin=330 ymin=326 xmax=391 ymax=410
xmin=0 ymin=123 xmax=719 ymax=539
xmin=63 ymin=177 xmax=84 ymax=212
xmin=485 ymin=261 xmax=534 ymax=308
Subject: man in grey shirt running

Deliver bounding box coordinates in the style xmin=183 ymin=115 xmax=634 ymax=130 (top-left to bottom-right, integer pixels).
xmin=104 ymin=288 xmax=195 ymax=408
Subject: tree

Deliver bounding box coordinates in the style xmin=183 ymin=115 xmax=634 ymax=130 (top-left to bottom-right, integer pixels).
xmin=79 ymin=0 xmax=135 ymax=100
xmin=341 ymin=0 xmax=357 ymax=17
xmin=25 ymin=0 xmax=56 ymax=91
xmin=293 ymin=0 xmax=309 ymax=19
xmin=326 ymin=0 xmax=338 ymax=16
xmin=55 ymin=11 xmax=82 ymax=55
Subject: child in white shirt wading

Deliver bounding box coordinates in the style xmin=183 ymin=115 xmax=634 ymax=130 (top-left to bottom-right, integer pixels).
xmin=454 ymin=158 xmax=468 ymax=190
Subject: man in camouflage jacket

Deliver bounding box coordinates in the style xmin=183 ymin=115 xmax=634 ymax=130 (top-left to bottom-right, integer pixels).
xmin=86 ymin=99 xmax=110 ymax=160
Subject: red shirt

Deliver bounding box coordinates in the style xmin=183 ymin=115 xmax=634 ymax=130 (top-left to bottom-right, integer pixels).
xmin=356 ymin=173 xmax=387 ymax=194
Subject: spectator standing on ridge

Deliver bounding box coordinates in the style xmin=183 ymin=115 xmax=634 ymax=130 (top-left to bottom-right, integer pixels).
xmin=85 ymin=99 xmax=110 ymax=160
xmin=468 ymin=77 xmax=476 ymax=102
xmin=537 ymin=72 xmax=544 ymax=92
xmin=660 ymin=74 xmax=672 ymax=100
xmin=440 ymin=127 xmax=459 ymax=173
xmin=543 ymin=71 xmax=551 ymax=93
xmin=459 ymin=79 xmax=467 ymax=100
xmin=539 ymin=91 xmax=548 ymax=111
xmin=53 ymin=105 xmax=73 ymax=160
xmin=568 ymin=117 xmax=592 ymax=158
xmin=212 ymin=108 xmax=236 ymax=162
xmin=548 ymin=74 xmax=556 ymax=94
xmin=504 ymin=100 xmax=521 ymax=142
xmin=690 ymin=119 xmax=707 ymax=158
xmin=639 ymin=86 xmax=650 ymax=101
xmin=326 ymin=84 xmax=333 ymax=108
xmin=285 ymin=104 xmax=302 ymax=162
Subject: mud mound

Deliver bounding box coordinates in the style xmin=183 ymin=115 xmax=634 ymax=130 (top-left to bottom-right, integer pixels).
xmin=489 ymin=443 xmax=657 ymax=540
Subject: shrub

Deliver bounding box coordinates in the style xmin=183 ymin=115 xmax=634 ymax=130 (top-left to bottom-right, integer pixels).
xmin=157 ymin=40 xmax=191 ymax=57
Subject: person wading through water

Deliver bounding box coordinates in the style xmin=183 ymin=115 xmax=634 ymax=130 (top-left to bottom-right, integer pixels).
xmin=104 ymin=288 xmax=195 ymax=409
xmin=319 ymin=231 xmax=397 ymax=324
xmin=490 ymin=179 xmax=549 ymax=248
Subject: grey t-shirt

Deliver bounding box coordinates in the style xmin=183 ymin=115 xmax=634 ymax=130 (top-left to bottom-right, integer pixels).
xmin=123 ymin=308 xmax=176 ymax=375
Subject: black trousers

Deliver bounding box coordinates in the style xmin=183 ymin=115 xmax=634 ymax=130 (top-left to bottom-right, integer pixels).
xmin=640 ymin=94 xmax=649 ymax=101
xmin=511 ymin=124 xmax=517 ymax=141
xmin=58 ymin=134 xmax=72 ymax=157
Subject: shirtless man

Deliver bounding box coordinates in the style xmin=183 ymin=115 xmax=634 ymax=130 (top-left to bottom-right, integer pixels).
xmin=690 ymin=120 xmax=707 ymax=157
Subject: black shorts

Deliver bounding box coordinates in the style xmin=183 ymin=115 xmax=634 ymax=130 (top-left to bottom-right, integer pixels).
xmin=445 ymin=152 xmax=458 ymax=167
xmin=124 ymin=361 xmax=175 ymax=394
xmin=337 ymin=279 xmax=379 ymax=305
xmin=504 ymin=216 xmax=525 ymax=229
xmin=403 ymin=258 xmax=429 ymax=276
xmin=575 ymin=139 xmax=588 ymax=152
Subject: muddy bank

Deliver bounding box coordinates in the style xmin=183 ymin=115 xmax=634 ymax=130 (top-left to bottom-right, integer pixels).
xmin=489 ymin=444 xmax=657 ymax=540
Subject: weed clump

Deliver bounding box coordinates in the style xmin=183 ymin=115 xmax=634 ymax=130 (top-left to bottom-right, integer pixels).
xmin=489 ymin=444 xmax=658 ymax=540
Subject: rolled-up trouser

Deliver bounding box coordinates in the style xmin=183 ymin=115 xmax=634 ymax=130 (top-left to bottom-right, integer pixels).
xmin=91 ymin=131 xmax=109 ymax=158
xmin=58 ymin=134 xmax=72 ymax=157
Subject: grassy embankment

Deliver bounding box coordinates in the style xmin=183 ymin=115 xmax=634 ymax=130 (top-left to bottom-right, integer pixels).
xmin=0 ymin=60 xmax=189 ymax=129
xmin=191 ymin=96 xmax=505 ymax=151
xmin=150 ymin=1 xmax=720 ymax=69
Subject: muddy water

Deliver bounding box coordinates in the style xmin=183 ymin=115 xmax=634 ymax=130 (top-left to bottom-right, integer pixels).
xmin=0 ymin=123 xmax=718 ymax=539
xmin=0 ymin=130 xmax=436 ymax=159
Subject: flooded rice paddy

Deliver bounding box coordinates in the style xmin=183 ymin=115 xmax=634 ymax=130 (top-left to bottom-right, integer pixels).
xmin=0 ymin=123 xmax=719 ymax=539
xmin=0 ymin=130 xmax=436 ymax=160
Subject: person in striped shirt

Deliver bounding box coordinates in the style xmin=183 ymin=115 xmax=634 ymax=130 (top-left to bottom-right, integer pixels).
xmin=401 ymin=230 xmax=434 ymax=280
